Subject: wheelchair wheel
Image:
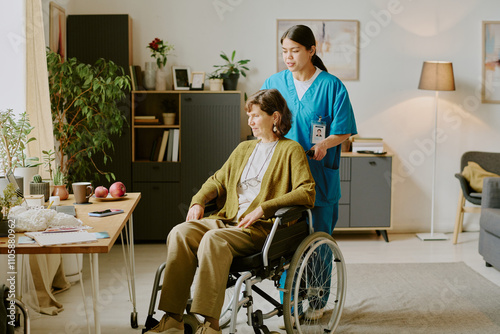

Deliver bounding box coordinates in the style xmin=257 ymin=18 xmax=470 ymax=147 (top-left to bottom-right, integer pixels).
xmin=283 ymin=232 xmax=347 ymax=334
xmin=219 ymin=274 xmax=241 ymax=328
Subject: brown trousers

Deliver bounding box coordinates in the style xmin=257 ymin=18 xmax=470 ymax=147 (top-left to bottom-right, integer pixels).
xmin=158 ymin=219 xmax=267 ymax=319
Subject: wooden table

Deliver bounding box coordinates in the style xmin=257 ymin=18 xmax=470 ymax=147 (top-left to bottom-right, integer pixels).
xmin=0 ymin=192 xmax=141 ymax=333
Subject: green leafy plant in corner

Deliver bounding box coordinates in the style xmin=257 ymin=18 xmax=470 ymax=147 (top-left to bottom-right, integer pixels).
xmin=0 ymin=109 xmax=38 ymax=176
xmin=213 ymin=50 xmax=250 ymax=78
xmin=46 ymin=50 xmax=131 ymax=184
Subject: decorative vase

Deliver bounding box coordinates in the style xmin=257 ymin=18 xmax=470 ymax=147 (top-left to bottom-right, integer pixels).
xmin=30 ymin=182 xmax=50 ymax=202
xmin=222 ymin=73 xmax=240 ymax=91
xmin=144 ymin=62 xmax=157 ymax=90
xmin=209 ymin=78 xmax=224 ymax=91
xmin=14 ymin=166 xmax=39 ymax=196
xmin=156 ymin=65 xmax=168 ymax=91
xmin=52 ymin=185 xmax=69 ymax=201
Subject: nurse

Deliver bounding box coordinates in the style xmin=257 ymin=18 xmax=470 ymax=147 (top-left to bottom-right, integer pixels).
xmin=262 ymin=24 xmax=357 ymax=235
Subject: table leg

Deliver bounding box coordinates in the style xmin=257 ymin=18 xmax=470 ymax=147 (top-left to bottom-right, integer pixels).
xmin=121 ymin=214 xmax=138 ymax=327
xmin=90 ymin=253 xmax=100 ymax=334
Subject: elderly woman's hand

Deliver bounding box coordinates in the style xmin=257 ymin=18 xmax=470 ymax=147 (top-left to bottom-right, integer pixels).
xmin=186 ymin=204 xmax=204 ymax=221
xmin=237 ymin=206 xmax=264 ymax=229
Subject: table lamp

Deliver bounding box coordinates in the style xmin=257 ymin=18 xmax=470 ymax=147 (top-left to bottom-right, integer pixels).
xmin=417 ymin=61 xmax=455 ymax=241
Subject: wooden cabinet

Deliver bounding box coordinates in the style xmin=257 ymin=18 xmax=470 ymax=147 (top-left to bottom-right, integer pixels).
xmin=336 ymin=153 xmax=393 ymax=241
xmin=131 ymin=91 xmax=241 ymax=241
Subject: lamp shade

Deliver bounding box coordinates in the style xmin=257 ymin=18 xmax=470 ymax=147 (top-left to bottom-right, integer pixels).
xmin=418 ymin=61 xmax=455 ymax=91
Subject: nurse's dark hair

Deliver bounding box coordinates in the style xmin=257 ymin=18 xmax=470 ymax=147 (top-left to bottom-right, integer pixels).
xmin=245 ymin=89 xmax=292 ymax=137
xmin=281 ymin=24 xmax=328 ymax=73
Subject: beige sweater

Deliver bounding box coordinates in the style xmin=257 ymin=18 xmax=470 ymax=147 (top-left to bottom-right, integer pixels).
xmin=190 ymin=138 xmax=316 ymax=232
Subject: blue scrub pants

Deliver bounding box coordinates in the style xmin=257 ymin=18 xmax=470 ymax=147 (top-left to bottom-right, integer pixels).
xmin=280 ymin=202 xmax=339 ymax=312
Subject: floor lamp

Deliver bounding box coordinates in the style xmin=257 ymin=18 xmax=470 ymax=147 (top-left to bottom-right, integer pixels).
xmin=417 ymin=61 xmax=455 ymax=241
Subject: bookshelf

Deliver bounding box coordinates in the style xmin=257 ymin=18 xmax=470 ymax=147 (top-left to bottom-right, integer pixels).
xmin=130 ymin=90 xmax=241 ymax=240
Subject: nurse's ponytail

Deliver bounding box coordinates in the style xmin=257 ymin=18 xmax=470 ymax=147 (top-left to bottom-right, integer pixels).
xmin=281 ymin=24 xmax=328 ymax=73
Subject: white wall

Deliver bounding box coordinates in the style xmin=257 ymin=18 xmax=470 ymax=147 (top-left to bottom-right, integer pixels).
xmin=66 ymin=0 xmax=500 ymax=234
xmin=0 ymin=0 xmax=26 ymax=114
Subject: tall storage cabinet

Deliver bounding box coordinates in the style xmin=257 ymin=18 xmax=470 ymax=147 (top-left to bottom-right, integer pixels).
xmin=67 ymin=15 xmax=132 ymax=187
xmin=131 ymin=91 xmax=241 ymax=241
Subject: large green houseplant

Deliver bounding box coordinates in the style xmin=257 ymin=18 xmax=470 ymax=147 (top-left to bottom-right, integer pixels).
xmin=212 ymin=50 xmax=250 ymax=90
xmin=46 ymin=50 xmax=131 ymax=184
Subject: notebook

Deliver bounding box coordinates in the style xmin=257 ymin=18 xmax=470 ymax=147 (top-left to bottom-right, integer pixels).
xmin=25 ymin=231 xmax=97 ymax=247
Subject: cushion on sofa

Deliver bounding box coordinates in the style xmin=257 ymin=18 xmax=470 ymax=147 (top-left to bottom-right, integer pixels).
xmin=480 ymin=208 xmax=500 ymax=237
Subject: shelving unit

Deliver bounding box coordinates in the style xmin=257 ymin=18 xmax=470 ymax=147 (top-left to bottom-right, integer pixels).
xmin=131 ymin=90 xmax=241 ymax=241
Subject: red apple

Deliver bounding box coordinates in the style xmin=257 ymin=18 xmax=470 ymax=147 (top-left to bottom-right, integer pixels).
xmin=95 ymin=186 xmax=108 ymax=198
xmin=109 ymin=181 xmax=126 ymax=198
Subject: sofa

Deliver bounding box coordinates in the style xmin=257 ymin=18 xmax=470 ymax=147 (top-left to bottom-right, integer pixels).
xmin=478 ymin=177 xmax=500 ymax=269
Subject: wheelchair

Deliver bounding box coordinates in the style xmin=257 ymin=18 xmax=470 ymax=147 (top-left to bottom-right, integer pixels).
xmin=143 ymin=206 xmax=347 ymax=334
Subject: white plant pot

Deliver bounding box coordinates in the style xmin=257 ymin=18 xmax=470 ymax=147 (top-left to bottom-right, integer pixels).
xmin=14 ymin=167 xmax=39 ymax=196
xmin=209 ymin=78 xmax=224 ymax=91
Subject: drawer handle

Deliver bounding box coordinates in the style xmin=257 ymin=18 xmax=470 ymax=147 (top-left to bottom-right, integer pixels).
xmin=369 ymin=161 xmax=377 ymax=166
xmin=152 ymin=186 xmax=160 ymax=190
xmin=152 ymin=166 xmax=159 ymax=170
xmin=184 ymin=97 xmax=192 ymax=102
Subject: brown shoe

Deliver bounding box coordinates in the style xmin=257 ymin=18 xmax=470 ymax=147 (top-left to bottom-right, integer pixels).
xmin=145 ymin=314 xmax=184 ymax=334
xmin=195 ymin=322 xmax=221 ymax=334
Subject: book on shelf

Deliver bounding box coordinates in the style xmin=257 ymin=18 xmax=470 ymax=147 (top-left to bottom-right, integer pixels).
xmin=134 ymin=115 xmax=156 ymax=119
xmin=166 ymin=129 xmax=174 ymax=161
xmin=134 ymin=65 xmax=143 ymax=90
xmin=134 ymin=118 xmax=160 ymax=124
xmin=171 ymin=129 xmax=180 ymax=162
xmin=150 ymin=135 xmax=162 ymax=161
xmin=158 ymin=130 xmax=170 ymax=162
xmin=352 ymin=137 xmax=383 ymax=142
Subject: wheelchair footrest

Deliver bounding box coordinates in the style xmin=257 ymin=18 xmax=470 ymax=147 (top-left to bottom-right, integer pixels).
xmin=252 ymin=310 xmax=272 ymax=334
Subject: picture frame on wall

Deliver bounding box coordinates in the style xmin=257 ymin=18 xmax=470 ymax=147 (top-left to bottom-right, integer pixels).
xmin=277 ymin=19 xmax=360 ymax=81
xmin=482 ymin=21 xmax=500 ymax=103
xmin=49 ymin=1 xmax=66 ymax=58
xmin=172 ymin=66 xmax=191 ymax=90
xmin=190 ymin=71 xmax=205 ymax=90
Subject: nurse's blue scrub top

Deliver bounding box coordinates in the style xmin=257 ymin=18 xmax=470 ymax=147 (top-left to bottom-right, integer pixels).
xmin=262 ymin=70 xmax=357 ymax=206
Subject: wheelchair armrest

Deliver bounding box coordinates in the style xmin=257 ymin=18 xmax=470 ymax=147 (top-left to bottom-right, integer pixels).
xmin=274 ymin=206 xmax=308 ymax=225
xmin=204 ymin=199 xmax=218 ymax=216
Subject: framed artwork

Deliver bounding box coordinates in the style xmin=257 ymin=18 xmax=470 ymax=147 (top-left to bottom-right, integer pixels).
xmin=49 ymin=1 xmax=66 ymax=58
xmin=190 ymin=71 xmax=205 ymax=90
xmin=482 ymin=21 xmax=500 ymax=103
xmin=277 ymin=19 xmax=360 ymax=80
xmin=172 ymin=66 xmax=191 ymax=90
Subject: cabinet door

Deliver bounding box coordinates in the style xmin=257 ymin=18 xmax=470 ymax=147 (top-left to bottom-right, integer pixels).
xmin=350 ymin=157 xmax=392 ymax=227
xmin=132 ymin=182 xmax=183 ymax=241
xmin=180 ymin=93 xmax=240 ymax=206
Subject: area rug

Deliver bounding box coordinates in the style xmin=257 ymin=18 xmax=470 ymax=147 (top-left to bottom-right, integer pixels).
xmin=337 ymin=262 xmax=500 ymax=333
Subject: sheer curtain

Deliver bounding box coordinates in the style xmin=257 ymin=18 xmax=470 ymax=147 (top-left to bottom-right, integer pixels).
xmin=26 ymin=0 xmax=54 ymax=179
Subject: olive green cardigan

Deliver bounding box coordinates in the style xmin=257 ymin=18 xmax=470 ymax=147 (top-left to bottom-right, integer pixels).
xmin=190 ymin=138 xmax=316 ymax=232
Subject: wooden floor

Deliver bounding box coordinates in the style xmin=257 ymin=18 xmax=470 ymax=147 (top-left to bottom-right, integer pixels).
xmin=23 ymin=231 xmax=500 ymax=333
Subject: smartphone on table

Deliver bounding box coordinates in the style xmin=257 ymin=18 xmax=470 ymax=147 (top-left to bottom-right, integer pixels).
xmin=88 ymin=209 xmax=124 ymax=217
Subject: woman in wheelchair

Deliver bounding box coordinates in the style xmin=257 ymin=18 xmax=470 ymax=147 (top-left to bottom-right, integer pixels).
xmin=146 ymin=89 xmax=316 ymax=334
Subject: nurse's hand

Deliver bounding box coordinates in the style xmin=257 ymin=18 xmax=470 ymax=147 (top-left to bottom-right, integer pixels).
xmin=186 ymin=204 xmax=204 ymax=221
xmin=237 ymin=206 xmax=264 ymax=228
xmin=310 ymin=142 xmax=327 ymax=160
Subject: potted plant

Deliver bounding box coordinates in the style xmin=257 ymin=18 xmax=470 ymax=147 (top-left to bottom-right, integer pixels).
xmin=46 ymin=50 xmax=131 ymax=185
xmin=30 ymin=174 xmax=50 ymax=202
xmin=0 ymin=109 xmax=38 ymax=195
xmin=42 ymin=149 xmax=56 ymax=195
xmin=208 ymin=71 xmax=224 ymax=91
xmin=213 ymin=50 xmax=250 ymax=90
xmin=52 ymin=166 xmax=68 ymax=200
xmin=0 ymin=183 xmax=23 ymax=236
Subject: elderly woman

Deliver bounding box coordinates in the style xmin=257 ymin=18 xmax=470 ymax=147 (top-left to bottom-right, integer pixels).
xmin=147 ymin=89 xmax=315 ymax=334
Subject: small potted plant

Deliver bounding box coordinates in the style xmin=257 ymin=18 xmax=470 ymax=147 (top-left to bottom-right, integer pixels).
xmin=42 ymin=149 xmax=56 ymax=195
xmin=208 ymin=71 xmax=224 ymax=91
xmin=0 ymin=183 xmax=23 ymax=236
xmin=213 ymin=50 xmax=250 ymax=90
xmin=52 ymin=166 xmax=68 ymax=200
xmin=30 ymin=174 xmax=50 ymax=202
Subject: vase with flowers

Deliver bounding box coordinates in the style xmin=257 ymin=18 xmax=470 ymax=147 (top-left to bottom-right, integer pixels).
xmin=147 ymin=37 xmax=174 ymax=90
